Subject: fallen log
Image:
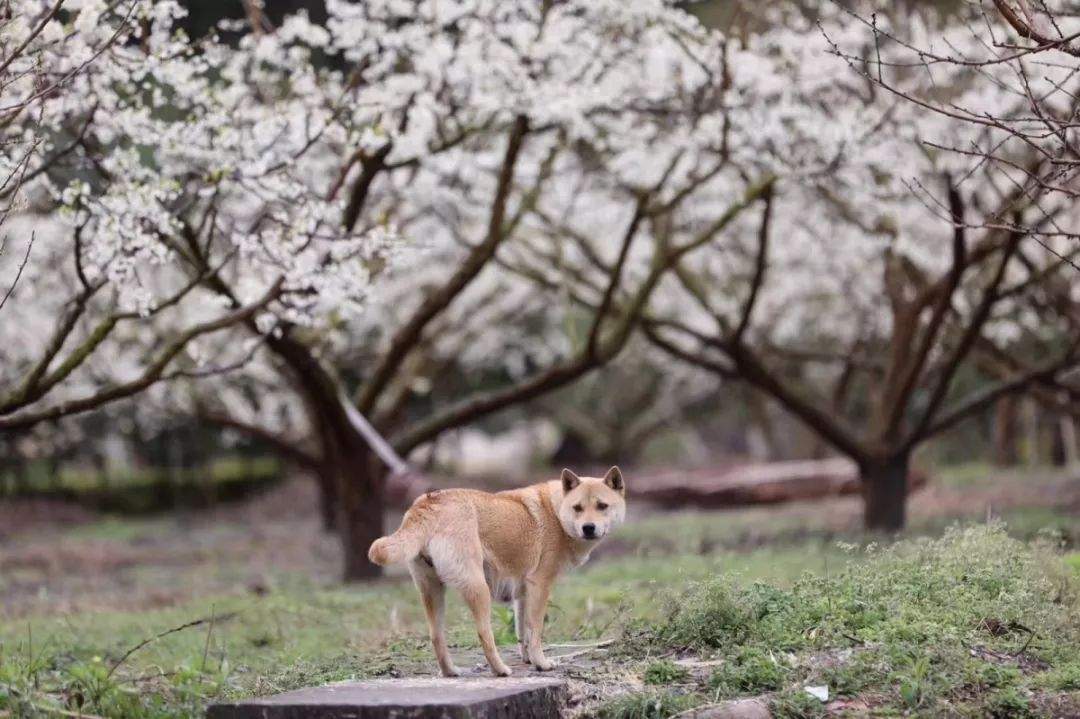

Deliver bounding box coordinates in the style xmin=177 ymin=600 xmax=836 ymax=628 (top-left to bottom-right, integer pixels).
xmin=634 ymin=458 xmax=927 ymax=509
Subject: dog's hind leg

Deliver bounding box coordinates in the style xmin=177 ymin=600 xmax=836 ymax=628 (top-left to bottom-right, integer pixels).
xmin=513 ymin=594 xmax=529 ymax=664
xmin=460 ymin=574 xmax=512 ymax=676
xmin=408 ymin=557 xmax=459 ymax=677
xmin=427 ymin=519 xmax=511 ymax=677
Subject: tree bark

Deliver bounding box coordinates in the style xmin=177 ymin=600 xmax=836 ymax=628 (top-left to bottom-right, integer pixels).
xmin=859 ymin=453 xmax=909 ymax=532
xmin=1059 ymin=413 xmax=1079 ymax=468
xmin=330 ymin=438 xmax=385 ymax=581
xmin=993 ymin=395 xmax=1020 ymax=466
xmin=307 ymin=389 xmax=386 ymax=581
xmin=315 ymin=463 xmax=338 ymax=532
xmin=267 ymin=332 xmax=386 ymax=580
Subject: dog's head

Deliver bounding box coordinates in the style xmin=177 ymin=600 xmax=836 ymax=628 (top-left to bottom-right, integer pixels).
xmin=556 ymin=466 xmax=627 ymax=542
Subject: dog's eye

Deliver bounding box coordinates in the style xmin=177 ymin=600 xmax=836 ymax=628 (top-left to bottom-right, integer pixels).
xmin=572 ymin=504 xmax=583 ymax=513
xmin=596 ymin=502 xmax=608 ymax=511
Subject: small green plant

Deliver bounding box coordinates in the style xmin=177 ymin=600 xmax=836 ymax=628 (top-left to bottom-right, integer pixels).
xmin=648 ymin=577 xmax=755 ymax=650
xmin=709 ymin=647 xmax=789 ymax=698
xmin=492 ymin=605 xmax=517 ymax=645
xmin=1036 ymin=660 xmax=1080 ymax=691
xmin=595 ymin=690 xmax=702 ymax=719
xmin=1065 ymin=553 xmax=1080 ymax=574
xmin=985 ymin=688 xmax=1033 ymax=718
xmin=963 ymin=660 xmax=1021 ymax=692
xmin=643 ymin=659 xmax=690 ymax=686
xmin=771 ymin=688 xmax=826 ymax=719
xmin=894 ymin=653 xmax=934 ymax=709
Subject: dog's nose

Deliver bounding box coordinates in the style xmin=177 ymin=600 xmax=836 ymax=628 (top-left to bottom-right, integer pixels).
xmin=582 ymin=523 xmax=596 ymax=538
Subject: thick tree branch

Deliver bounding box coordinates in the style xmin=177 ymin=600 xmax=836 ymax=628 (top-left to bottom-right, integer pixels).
xmin=0 ymin=280 xmax=282 ymax=430
xmin=911 ymin=338 xmax=1080 ymax=443
xmin=882 ymin=175 xmax=968 ymax=438
xmin=725 ymin=343 xmax=871 ymax=463
xmin=356 ymin=115 xmax=530 ymax=414
xmin=341 ymin=143 xmax=392 ymax=232
xmin=733 ymin=184 xmax=773 ymax=343
xmin=906 ymin=231 xmax=1023 ymax=443
xmin=392 ymin=177 xmax=775 ymax=455
xmin=198 ymin=410 xmax=319 ymax=470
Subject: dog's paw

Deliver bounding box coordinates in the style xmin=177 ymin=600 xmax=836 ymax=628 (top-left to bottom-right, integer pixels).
xmin=531 ymin=656 xmax=555 ymax=671
xmin=519 ymin=644 xmax=531 ymax=664
xmin=491 ymin=662 xmax=513 ymax=677
xmin=440 ymin=664 xmax=462 ymax=678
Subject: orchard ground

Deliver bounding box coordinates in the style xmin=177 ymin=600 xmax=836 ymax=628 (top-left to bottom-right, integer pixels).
xmin=1 ymin=464 xmax=1079 ymax=717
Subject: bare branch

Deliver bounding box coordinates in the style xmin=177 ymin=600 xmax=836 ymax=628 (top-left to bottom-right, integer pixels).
xmin=356 ymin=114 xmax=530 ymax=414
xmin=0 ymin=229 xmax=33 ymax=313
xmin=0 ymin=279 xmax=283 ymax=430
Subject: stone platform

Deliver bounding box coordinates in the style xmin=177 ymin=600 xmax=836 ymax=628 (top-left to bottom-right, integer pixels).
xmin=206 ymin=676 xmax=567 ymax=719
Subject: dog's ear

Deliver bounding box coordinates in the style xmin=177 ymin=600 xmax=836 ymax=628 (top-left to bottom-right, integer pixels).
xmin=603 ymin=466 xmax=625 ymax=494
xmin=561 ymin=468 xmax=581 ymax=494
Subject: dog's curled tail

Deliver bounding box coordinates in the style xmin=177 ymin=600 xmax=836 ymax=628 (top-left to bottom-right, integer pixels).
xmin=368 ymin=524 xmax=426 ymax=566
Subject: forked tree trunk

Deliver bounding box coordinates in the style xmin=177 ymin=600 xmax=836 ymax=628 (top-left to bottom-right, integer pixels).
xmin=313 ymin=400 xmax=386 ymax=581
xmin=859 ymin=453 xmax=909 ymax=532
xmin=268 ymin=334 xmax=387 ymax=581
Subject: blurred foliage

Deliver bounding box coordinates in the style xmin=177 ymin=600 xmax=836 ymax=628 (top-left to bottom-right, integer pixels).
xmin=0 ymin=456 xmax=282 ymax=513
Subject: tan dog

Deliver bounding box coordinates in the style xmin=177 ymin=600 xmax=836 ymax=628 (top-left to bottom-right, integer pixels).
xmin=368 ymin=466 xmax=627 ymax=676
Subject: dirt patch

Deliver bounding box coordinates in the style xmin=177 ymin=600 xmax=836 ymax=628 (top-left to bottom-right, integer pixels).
xmin=0 ymin=478 xmax=344 ymax=617
xmin=0 ymin=498 xmax=98 ymax=540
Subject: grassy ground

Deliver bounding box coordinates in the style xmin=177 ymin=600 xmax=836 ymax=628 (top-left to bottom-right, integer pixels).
xmin=0 ymin=463 xmax=1078 ymax=717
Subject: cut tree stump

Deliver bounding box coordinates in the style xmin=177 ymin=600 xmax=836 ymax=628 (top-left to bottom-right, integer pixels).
xmin=206 ymin=677 xmax=567 ymax=719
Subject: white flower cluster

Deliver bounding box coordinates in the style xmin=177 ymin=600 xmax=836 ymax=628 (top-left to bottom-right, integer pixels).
xmin=4 ymin=0 xmax=1061 ymax=439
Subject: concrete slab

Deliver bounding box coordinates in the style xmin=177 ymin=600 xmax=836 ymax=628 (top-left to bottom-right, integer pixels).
xmin=206 ymin=676 xmax=567 ymax=719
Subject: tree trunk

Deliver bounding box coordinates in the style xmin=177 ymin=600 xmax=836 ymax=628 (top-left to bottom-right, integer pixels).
xmin=1059 ymin=413 xmax=1079 ymax=469
xmin=993 ymin=396 xmax=1019 ymax=466
xmin=315 ymin=464 xmax=338 ymax=532
xmin=1022 ymin=396 xmax=1040 ymax=465
xmin=266 ymin=332 xmax=387 ymax=581
xmin=859 ymin=453 xmax=909 ymax=532
xmin=313 ymin=398 xmax=386 ymax=582
xmin=335 ymin=448 xmax=386 ymax=581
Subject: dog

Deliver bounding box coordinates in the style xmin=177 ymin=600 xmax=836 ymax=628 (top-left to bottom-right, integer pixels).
xmin=368 ymin=466 xmax=627 ymax=676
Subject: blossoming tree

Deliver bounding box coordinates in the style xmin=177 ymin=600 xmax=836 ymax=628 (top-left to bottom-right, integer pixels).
xmin=1 ymin=0 xmax=783 ymax=578
xmin=6 ymin=0 xmax=1032 ymax=574
xmin=641 ymin=5 xmax=1080 ymax=530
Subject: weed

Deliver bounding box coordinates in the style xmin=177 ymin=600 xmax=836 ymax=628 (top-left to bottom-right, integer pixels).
xmin=814 ymin=650 xmax=880 ymax=697
xmin=709 ymin=647 xmax=789 ymax=698
xmin=593 ymin=690 xmax=702 ymax=719
xmin=985 ymin=687 xmax=1034 ymax=718
xmin=771 ymin=688 xmax=826 ymax=719
xmin=645 ymin=576 xmax=755 ymax=650
xmin=642 ymin=659 xmax=690 ymax=686
xmin=1036 ymin=660 xmax=1080 ymax=691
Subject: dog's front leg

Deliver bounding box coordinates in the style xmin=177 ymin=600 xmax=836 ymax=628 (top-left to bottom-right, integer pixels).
xmin=523 ymin=575 xmax=555 ymax=671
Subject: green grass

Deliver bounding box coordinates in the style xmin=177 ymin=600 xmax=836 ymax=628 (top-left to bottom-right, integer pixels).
xmin=0 ymin=541 xmax=846 ymax=718
xmin=594 ymin=689 xmax=704 ymax=719
xmin=3 ymin=525 xmax=1078 ymax=717
xmin=617 ymin=524 xmax=1080 ymax=717
xmin=3 ymin=458 xmax=1080 ymax=718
